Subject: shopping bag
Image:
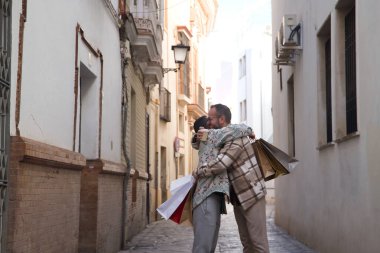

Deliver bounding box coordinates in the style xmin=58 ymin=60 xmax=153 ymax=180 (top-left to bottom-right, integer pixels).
xmin=169 ymin=185 xmax=195 ymax=224
xmin=251 ymin=138 xmax=299 ymax=181
xmin=156 ymin=175 xmax=195 ymax=224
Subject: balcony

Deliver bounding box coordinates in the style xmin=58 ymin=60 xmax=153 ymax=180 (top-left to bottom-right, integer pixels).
xmin=124 ymin=11 xmax=163 ymax=88
xmin=187 ymin=104 xmax=207 ymax=125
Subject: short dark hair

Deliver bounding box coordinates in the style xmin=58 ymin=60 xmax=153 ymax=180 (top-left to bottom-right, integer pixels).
xmin=211 ymin=104 xmax=231 ymax=123
xmin=194 ymin=116 xmax=208 ymax=133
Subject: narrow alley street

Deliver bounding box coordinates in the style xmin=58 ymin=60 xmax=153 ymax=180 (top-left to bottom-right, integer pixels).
xmin=120 ymin=204 xmax=315 ymax=253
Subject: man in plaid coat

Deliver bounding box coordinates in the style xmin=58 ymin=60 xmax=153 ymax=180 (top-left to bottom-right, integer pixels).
xmin=195 ymin=104 xmax=269 ymax=253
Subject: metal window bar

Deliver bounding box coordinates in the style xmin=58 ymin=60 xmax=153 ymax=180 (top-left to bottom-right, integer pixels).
xmin=345 ymin=7 xmax=357 ymax=134
xmin=325 ymin=38 xmax=332 ymax=142
xmin=198 ymin=84 xmax=204 ymax=109
xmin=179 ymin=62 xmax=190 ymax=97
xmin=0 ymin=1 xmax=10 ymax=252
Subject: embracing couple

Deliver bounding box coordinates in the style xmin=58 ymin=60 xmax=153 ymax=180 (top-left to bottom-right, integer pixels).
xmin=191 ymin=103 xmax=269 ymax=253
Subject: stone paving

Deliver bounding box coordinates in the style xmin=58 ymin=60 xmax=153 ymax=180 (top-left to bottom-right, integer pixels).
xmin=120 ymin=204 xmax=316 ymax=253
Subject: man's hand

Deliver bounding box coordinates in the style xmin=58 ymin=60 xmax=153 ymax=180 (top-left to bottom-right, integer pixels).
xmin=248 ymin=131 xmax=256 ymax=140
xmin=192 ymin=169 xmax=199 ymax=180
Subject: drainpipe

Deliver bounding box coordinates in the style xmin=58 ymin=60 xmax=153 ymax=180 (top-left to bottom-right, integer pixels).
xmin=119 ymin=19 xmax=132 ymax=250
xmin=15 ymin=0 xmax=28 ymax=136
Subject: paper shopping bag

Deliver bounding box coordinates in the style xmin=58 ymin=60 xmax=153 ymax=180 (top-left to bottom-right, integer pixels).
xmin=156 ymin=175 xmax=195 ymax=222
xmin=169 ymin=185 xmax=194 ymax=225
xmin=252 ymin=138 xmax=299 ymax=181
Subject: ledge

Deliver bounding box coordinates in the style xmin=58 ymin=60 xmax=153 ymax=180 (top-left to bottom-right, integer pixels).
xmin=11 ymin=136 xmax=86 ymax=170
xmin=187 ymin=103 xmax=207 ymax=119
xmin=86 ymin=159 xmax=127 ymax=175
xmin=130 ymin=168 xmax=150 ymax=180
xmin=178 ymin=94 xmax=191 ymax=107
xmin=316 ymin=142 xmax=335 ymax=151
xmin=334 ymin=131 xmax=360 ymax=144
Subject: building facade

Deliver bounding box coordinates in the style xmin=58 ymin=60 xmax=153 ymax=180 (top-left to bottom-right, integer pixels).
xmin=272 ymin=0 xmax=380 ymax=252
xmin=153 ymin=0 xmax=218 ymax=219
xmin=4 ymin=0 xmax=165 ymax=252
xmin=0 ymin=0 xmax=216 ymax=252
xmin=8 ymin=1 xmax=127 ymax=252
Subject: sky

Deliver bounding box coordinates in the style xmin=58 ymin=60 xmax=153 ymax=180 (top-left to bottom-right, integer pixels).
xmin=204 ymin=0 xmax=272 ymax=100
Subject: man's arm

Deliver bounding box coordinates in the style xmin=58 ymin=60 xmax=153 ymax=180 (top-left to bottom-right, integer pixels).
xmin=208 ymin=124 xmax=252 ymax=148
xmin=195 ymin=139 xmax=243 ymax=177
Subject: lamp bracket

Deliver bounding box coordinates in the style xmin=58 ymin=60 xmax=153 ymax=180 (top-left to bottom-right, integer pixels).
xmin=162 ymin=67 xmax=179 ymax=74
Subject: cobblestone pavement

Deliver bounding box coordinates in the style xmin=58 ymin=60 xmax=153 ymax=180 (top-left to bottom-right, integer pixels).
xmin=120 ymin=204 xmax=315 ymax=253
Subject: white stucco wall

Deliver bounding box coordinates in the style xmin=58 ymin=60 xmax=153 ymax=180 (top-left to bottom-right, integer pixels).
xmin=272 ymin=0 xmax=380 ymax=252
xmin=10 ymin=0 xmax=122 ymax=162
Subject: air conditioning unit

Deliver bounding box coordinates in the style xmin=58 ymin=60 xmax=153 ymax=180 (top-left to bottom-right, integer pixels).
xmin=275 ymin=33 xmax=292 ymax=59
xmin=274 ymin=15 xmax=302 ymax=66
xmin=281 ymin=14 xmax=301 ymax=48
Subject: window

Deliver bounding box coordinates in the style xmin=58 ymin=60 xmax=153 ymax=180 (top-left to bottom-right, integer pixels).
xmin=325 ymin=38 xmax=332 ymax=142
xmin=344 ymin=7 xmax=357 ymax=134
xmin=239 ymin=55 xmax=246 ymax=78
xmin=240 ymin=99 xmax=247 ymax=122
xmin=160 ymin=87 xmax=171 ymax=122
xmin=178 ymin=32 xmax=190 ymax=97
xmin=317 ymin=15 xmax=332 ymax=145
xmin=288 ymin=76 xmax=295 ymax=156
xmin=179 ymin=113 xmax=184 ymax=132
xmin=179 ymin=154 xmax=185 ymax=176
xmin=334 ymin=1 xmax=357 ymax=140
xmin=198 ymin=83 xmax=205 ymax=109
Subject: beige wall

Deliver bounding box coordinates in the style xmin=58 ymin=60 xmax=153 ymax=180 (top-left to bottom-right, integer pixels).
xmin=124 ymin=62 xmax=150 ymax=238
xmin=155 ymin=0 xmax=218 ymax=217
xmin=272 ymin=0 xmax=380 ymax=252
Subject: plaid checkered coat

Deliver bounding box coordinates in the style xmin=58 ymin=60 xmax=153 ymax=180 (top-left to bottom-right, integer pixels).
xmin=196 ymin=136 xmax=266 ymax=211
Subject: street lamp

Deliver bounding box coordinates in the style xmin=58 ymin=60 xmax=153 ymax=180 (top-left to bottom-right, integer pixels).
xmin=162 ymin=44 xmax=190 ymax=74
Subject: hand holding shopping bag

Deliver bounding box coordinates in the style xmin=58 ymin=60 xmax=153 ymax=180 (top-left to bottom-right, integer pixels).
xmin=250 ymin=137 xmax=299 ymax=181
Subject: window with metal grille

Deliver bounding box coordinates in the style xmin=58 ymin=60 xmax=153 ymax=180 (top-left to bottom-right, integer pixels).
xmin=179 ymin=61 xmax=190 ymax=97
xmin=325 ymin=38 xmax=332 ymax=142
xmin=160 ymin=87 xmax=171 ymax=122
xmin=178 ymin=32 xmax=190 ymax=97
xmin=0 ymin=1 xmax=11 ymax=251
xmin=198 ymin=84 xmax=205 ymax=109
xmin=345 ymin=7 xmax=357 ymax=134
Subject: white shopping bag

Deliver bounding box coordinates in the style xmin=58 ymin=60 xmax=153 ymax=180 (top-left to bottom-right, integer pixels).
xmin=156 ymin=175 xmax=195 ymax=220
